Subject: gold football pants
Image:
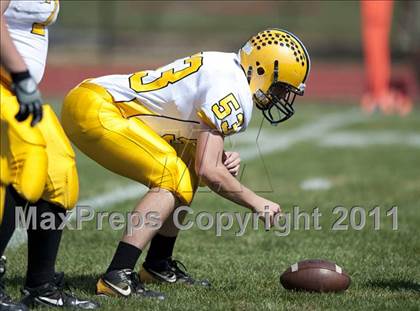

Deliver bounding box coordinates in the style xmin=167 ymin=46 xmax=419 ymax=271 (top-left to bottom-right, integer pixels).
xmin=0 ymin=109 xmax=10 ymax=223
xmin=0 ymin=83 xmax=78 ymax=218
xmin=62 ymin=82 xmax=197 ymax=205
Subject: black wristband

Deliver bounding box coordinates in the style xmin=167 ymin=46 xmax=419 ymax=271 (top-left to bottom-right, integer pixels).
xmin=10 ymin=70 xmax=31 ymax=84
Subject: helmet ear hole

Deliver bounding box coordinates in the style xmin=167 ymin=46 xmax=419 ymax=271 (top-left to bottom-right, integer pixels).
xmin=257 ymin=67 xmax=265 ymax=75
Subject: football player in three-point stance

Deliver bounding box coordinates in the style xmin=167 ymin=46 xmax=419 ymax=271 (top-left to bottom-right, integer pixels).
xmin=0 ymin=1 xmax=98 ymax=309
xmin=62 ymin=29 xmax=310 ymax=298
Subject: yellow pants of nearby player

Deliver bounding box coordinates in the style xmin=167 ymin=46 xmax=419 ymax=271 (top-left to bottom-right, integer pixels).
xmin=0 ymin=82 xmax=79 ymax=222
xmin=61 ymin=82 xmax=197 ymax=205
xmin=0 ymin=108 xmax=10 ymax=223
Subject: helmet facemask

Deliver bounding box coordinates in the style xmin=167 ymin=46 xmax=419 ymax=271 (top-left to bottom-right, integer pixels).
xmin=250 ymin=61 xmax=305 ymax=125
xmin=254 ymin=84 xmax=296 ymax=125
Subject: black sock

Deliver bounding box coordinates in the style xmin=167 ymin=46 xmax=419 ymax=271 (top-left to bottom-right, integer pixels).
xmin=145 ymin=234 xmax=177 ymax=267
xmin=25 ymin=200 xmax=65 ymax=288
xmin=106 ymin=241 xmax=142 ymax=273
xmin=0 ymin=186 xmax=23 ymax=256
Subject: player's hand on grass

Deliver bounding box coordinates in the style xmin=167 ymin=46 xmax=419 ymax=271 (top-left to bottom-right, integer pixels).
xmin=253 ymin=199 xmax=281 ymax=228
xmin=11 ymin=71 xmax=43 ymax=127
xmin=223 ymin=151 xmax=241 ymax=176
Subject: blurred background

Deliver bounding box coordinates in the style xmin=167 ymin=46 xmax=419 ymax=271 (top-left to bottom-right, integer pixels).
xmin=43 ymin=0 xmax=419 ymax=104
xmin=6 ymin=3 xmax=420 ymax=309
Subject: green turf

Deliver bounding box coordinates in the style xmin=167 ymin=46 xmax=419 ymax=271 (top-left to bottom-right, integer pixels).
xmin=3 ymin=103 xmax=420 ymax=310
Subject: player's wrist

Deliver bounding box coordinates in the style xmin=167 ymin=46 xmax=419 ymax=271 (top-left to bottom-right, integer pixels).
xmin=10 ymin=70 xmax=31 ymax=84
xmin=239 ymin=188 xmax=260 ymax=210
xmin=250 ymin=195 xmax=270 ymax=213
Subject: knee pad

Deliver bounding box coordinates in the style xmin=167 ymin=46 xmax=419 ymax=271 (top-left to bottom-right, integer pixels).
xmin=160 ymin=153 xmax=194 ymax=205
xmin=15 ymin=146 xmax=48 ymax=202
xmin=36 ymin=105 xmax=79 ymax=210
xmin=43 ymin=154 xmax=79 ymax=210
xmin=61 ymin=158 xmax=79 ymax=210
xmin=9 ymin=143 xmax=48 ymax=203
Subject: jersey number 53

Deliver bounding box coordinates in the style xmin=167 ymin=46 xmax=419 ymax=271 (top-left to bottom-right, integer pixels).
xmin=212 ymin=94 xmax=244 ymax=135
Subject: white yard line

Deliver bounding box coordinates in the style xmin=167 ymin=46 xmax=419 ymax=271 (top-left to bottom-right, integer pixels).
xmin=8 ymin=109 xmax=364 ymax=248
xmin=77 ymin=184 xmax=146 ymax=210
xmin=8 ymin=185 xmax=147 ymax=248
xmin=234 ymin=109 xmax=365 ymax=160
xmin=319 ymin=131 xmax=420 ymax=148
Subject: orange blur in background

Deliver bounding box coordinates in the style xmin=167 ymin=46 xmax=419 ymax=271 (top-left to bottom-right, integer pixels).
xmin=361 ymin=0 xmax=413 ymax=115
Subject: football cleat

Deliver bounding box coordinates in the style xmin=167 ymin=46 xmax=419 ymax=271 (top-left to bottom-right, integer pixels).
xmin=0 ymin=255 xmax=28 ymax=311
xmin=53 ymin=272 xmax=65 ymax=289
xmin=1 ymin=284 xmax=28 ymax=311
xmin=0 ymin=256 xmax=6 ymax=279
xmin=239 ymin=29 xmax=311 ymax=125
xmin=140 ymin=258 xmax=211 ymax=287
xmin=20 ymin=282 xmax=99 ymax=309
xmin=96 ymin=269 xmax=165 ymax=300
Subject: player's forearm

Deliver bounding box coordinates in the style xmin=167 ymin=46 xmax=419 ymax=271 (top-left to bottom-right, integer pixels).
xmin=0 ymin=18 xmax=28 ymax=73
xmin=200 ymin=166 xmax=260 ymax=210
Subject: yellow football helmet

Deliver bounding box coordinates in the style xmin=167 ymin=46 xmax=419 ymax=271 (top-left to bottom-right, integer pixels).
xmin=239 ymin=29 xmax=311 ymax=124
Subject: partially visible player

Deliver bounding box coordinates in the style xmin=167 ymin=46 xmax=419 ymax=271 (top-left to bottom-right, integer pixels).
xmin=1 ymin=0 xmax=47 ymax=308
xmin=62 ymin=29 xmax=310 ymax=298
xmin=361 ymin=0 xmax=413 ymax=115
xmin=0 ymin=1 xmax=98 ymax=309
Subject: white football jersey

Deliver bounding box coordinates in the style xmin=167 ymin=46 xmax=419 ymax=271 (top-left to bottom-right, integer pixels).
xmin=4 ymin=0 xmax=59 ymax=83
xmin=92 ymin=52 xmax=253 ymax=139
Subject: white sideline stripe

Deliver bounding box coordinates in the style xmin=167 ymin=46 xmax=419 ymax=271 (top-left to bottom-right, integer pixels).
xmin=9 ymin=185 xmax=148 ymax=249
xmin=75 ymin=184 xmax=146 ymax=219
xmin=68 ymin=184 xmax=149 ymax=222
xmin=8 ymin=109 xmax=362 ymax=248
xmin=235 ymin=110 xmax=365 ymax=160
xmin=319 ymin=131 xmax=420 ymax=148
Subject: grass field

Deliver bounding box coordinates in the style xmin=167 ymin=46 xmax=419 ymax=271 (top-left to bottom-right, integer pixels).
xmin=3 ymin=102 xmax=420 ymax=310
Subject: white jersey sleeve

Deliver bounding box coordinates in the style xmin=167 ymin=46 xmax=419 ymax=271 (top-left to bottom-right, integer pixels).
xmin=196 ymin=55 xmax=253 ymax=136
xmin=4 ymin=1 xmax=59 ymax=26
xmin=198 ymin=87 xmax=247 ymax=136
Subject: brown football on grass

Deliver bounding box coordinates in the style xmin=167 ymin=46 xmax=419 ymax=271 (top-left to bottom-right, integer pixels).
xmin=280 ymin=259 xmax=351 ymax=292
